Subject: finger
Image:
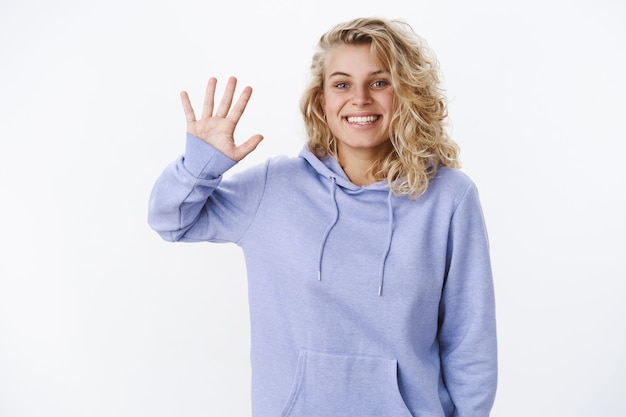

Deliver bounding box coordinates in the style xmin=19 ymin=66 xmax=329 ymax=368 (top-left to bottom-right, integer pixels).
xmin=233 ymin=134 xmax=264 ymax=162
xmin=180 ymin=91 xmax=196 ymax=122
xmin=201 ymin=77 xmax=217 ymax=119
xmin=215 ymin=76 xmax=237 ymax=118
xmin=227 ymin=86 xmax=253 ymax=124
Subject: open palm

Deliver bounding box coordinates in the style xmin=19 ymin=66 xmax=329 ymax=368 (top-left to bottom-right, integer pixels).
xmin=181 ymin=77 xmax=263 ymax=162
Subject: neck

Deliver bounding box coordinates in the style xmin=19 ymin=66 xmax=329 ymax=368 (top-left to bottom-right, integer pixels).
xmin=336 ymin=142 xmax=391 ymax=186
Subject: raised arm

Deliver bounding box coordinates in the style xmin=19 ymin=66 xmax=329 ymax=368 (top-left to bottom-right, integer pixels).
xmin=148 ymin=77 xmax=267 ymax=243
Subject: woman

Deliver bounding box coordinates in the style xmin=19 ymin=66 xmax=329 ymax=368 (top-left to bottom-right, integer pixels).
xmin=149 ymin=17 xmax=497 ymax=417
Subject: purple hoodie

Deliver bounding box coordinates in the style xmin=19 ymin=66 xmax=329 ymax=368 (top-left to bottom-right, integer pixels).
xmin=148 ymin=133 xmax=497 ymax=417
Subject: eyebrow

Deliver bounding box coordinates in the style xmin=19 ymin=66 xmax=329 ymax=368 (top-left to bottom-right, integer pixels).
xmin=328 ymin=70 xmax=389 ymax=78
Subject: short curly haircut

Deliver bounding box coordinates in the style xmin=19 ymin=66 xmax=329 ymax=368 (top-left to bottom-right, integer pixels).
xmin=300 ymin=17 xmax=460 ymax=198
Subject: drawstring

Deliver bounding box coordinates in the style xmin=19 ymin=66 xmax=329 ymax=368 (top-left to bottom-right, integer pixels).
xmin=316 ymin=178 xmax=394 ymax=297
xmin=317 ymin=176 xmax=338 ymax=282
xmin=377 ymin=190 xmax=394 ymax=296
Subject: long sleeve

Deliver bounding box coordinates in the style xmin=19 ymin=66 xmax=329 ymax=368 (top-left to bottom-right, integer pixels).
xmin=148 ymin=133 xmax=268 ymax=244
xmin=438 ymin=183 xmax=497 ymax=417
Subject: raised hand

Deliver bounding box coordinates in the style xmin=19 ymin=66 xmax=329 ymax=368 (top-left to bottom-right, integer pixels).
xmin=180 ymin=77 xmax=263 ymax=162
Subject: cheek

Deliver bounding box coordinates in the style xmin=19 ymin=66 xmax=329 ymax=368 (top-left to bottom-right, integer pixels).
xmin=321 ymin=96 xmax=335 ymax=113
xmin=381 ymin=92 xmax=395 ymax=112
xmin=324 ymin=97 xmax=344 ymax=115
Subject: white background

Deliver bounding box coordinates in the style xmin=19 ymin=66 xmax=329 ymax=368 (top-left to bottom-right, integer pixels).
xmin=1 ymin=0 xmax=625 ymax=416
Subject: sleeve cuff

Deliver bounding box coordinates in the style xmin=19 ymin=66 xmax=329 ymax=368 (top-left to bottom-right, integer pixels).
xmin=183 ymin=133 xmax=237 ymax=178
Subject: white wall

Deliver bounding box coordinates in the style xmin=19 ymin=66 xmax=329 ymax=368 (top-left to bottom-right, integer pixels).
xmin=1 ymin=0 xmax=624 ymax=416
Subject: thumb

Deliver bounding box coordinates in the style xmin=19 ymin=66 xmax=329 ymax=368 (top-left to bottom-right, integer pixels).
xmin=233 ymin=134 xmax=264 ymax=162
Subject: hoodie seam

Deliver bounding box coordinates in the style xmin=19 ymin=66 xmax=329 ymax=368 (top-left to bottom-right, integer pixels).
xmin=235 ymin=158 xmax=272 ymax=245
xmin=450 ymin=181 xmax=475 ymax=220
xmin=443 ymin=180 xmax=476 ymax=286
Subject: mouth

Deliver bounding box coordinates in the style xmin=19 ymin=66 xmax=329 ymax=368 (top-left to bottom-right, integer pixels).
xmin=344 ymin=115 xmax=380 ymax=125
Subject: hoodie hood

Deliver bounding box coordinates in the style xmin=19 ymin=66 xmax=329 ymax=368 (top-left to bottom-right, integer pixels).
xmin=298 ymin=145 xmax=394 ymax=296
xmin=298 ymin=145 xmax=390 ymax=192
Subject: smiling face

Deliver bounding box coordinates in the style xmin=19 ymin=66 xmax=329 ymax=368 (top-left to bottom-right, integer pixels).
xmin=319 ymin=43 xmax=395 ymax=161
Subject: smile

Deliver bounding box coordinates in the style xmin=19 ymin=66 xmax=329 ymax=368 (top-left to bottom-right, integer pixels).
xmin=345 ymin=115 xmax=380 ymax=125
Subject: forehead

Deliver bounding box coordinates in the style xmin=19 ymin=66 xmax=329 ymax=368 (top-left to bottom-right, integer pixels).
xmin=324 ymin=43 xmax=385 ymax=76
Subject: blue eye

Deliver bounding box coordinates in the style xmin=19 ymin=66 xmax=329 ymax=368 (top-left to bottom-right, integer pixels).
xmin=335 ymin=82 xmax=349 ymax=89
xmin=372 ymin=80 xmax=389 ymax=88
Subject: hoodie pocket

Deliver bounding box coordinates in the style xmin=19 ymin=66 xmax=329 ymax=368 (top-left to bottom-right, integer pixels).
xmin=280 ymin=349 xmax=413 ymax=417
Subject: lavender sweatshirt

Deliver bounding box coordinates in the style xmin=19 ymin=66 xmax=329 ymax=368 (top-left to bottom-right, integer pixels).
xmin=148 ymin=134 xmax=497 ymax=417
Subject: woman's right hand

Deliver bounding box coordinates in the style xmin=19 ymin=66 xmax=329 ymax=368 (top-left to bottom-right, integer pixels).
xmin=180 ymin=77 xmax=263 ymax=162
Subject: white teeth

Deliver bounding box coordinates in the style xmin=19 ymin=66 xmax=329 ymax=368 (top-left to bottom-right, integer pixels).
xmin=346 ymin=115 xmax=378 ymax=124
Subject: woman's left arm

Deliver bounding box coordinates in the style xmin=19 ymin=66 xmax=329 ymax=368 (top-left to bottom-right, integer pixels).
xmin=439 ymin=182 xmax=498 ymax=417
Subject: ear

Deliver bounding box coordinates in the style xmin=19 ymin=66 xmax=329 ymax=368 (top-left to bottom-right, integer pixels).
xmin=317 ymin=90 xmax=325 ymax=109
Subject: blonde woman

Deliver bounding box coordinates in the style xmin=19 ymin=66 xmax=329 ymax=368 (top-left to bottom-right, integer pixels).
xmin=149 ymin=17 xmax=497 ymax=417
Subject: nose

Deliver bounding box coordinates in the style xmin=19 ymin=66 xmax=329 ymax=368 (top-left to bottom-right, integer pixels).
xmin=351 ymin=85 xmax=372 ymax=105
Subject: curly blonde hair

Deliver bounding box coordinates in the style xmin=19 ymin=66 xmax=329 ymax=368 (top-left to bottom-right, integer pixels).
xmin=300 ymin=17 xmax=460 ymax=198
